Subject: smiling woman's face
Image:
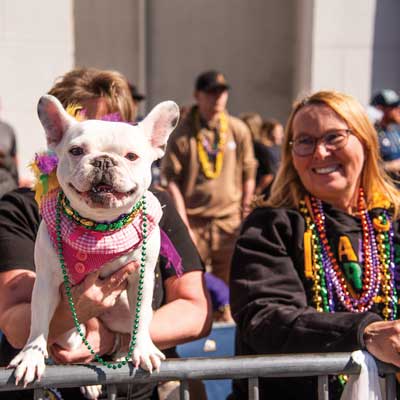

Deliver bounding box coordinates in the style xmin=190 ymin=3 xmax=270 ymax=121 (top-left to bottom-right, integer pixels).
xmin=292 ymin=104 xmax=365 ymax=210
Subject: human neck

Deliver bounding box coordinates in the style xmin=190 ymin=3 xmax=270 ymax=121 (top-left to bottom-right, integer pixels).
xmin=198 ymin=109 xmax=221 ymax=125
xmin=316 ymin=189 xmax=360 ymax=215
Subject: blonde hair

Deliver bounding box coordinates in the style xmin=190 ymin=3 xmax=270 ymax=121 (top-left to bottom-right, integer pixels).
xmin=267 ymin=90 xmax=400 ymax=217
xmin=239 ymin=112 xmax=263 ymax=141
xmin=48 ymin=67 xmax=135 ymax=122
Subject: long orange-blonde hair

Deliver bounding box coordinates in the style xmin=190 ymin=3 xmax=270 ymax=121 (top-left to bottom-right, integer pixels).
xmin=267 ymin=90 xmax=400 ymax=217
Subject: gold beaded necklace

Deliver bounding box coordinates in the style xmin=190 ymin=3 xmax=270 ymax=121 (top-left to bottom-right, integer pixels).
xmin=196 ymin=111 xmax=228 ymax=179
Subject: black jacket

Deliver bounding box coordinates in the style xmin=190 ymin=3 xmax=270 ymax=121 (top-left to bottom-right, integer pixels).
xmin=230 ymin=204 xmax=399 ymax=399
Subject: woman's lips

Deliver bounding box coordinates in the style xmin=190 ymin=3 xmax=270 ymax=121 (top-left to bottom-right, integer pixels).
xmin=312 ymin=165 xmax=340 ymax=175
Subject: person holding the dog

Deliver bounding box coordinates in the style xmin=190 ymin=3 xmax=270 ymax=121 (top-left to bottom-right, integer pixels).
xmin=161 ymin=70 xmax=257 ymax=287
xmin=0 ymin=67 xmax=212 ymax=400
xmin=230 ymin=90 xmax=400 ymax=399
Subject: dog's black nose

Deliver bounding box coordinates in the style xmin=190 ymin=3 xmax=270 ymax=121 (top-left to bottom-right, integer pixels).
xmin=91 ymin=156 xmax=116 ymax=170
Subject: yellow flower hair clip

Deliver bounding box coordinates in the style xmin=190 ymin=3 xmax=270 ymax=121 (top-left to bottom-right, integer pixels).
xmin=65 ymin=103 xmax=86 ymax=121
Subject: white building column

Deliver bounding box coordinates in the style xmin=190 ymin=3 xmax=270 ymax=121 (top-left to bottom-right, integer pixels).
xmin=310 ymin=0 xmax=377 ymax=105
xmin=0 ymin=0 xmax=74 ymax=181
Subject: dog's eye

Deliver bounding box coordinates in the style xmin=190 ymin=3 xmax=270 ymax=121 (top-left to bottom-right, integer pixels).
xmin=125 ymin=152 xmax=138 ymax=161
xmin=69 ymin=147 xmax=84 ymax=156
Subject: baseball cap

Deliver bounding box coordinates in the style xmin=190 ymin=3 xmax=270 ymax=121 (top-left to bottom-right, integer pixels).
xmin=371 ymin=89 xmax=400 ymax=108
xmin=195 ymin=70 xmax=230 ymax=92
xmin=128 ymin=83 xmax=146 ymax=102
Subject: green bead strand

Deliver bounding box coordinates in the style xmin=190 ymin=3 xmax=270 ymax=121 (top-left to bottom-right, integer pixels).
xmin=60 ymin=192 xmax=143 ymax=232
xmin=56 ymin=191 xmax=147 ymax=368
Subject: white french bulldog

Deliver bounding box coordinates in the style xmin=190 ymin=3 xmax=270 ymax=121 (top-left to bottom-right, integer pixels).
xmin=9 ymin=95 xmax=179 ymax=392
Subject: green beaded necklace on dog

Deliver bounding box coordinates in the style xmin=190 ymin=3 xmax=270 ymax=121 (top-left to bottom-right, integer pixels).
xmin=56 ymin=190 xmax=147 ymax=369
xmin=60 ymin=192 xmax=143 ymax=232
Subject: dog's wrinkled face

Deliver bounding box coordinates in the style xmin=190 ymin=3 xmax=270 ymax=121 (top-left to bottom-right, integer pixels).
xmin=37 ymin=95 xmax=179 ymax=220
xmin=58 ymin=121 xmax=154 ymax=210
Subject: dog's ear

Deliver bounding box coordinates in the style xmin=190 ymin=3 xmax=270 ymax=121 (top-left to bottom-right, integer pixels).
xmin=140 ymin=101 xmax=179 ymax=159
xmin=37 ymin=95 xmax=76 ymax=150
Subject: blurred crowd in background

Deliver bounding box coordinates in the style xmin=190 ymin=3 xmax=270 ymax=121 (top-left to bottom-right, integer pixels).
xmin=1 ymin=69 xmax=399 ymax=323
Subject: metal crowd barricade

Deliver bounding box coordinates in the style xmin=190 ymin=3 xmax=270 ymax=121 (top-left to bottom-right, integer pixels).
xmin=0 ymin=353 xmax=397 ymax=400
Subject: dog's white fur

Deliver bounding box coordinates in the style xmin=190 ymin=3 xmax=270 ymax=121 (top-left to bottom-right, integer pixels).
xmin=9 ymin=95 xmax=179 ymax=390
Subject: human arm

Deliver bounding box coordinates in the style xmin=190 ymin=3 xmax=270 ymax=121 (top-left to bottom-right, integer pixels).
xmin=113 ymin=272 xmax=213 ymax=354
xmin=238 ymin=121 xmax=257 ymax=218
xmin=165 ymin=181 xmax=192 ymax=231
xmin=230 ymin=207 xmax=381 ymax=355
xmin=150 ymin=270 xmax=212 ymax=349
xmin=51 ymin=269 xmax=213 ymax=362
xmin=255 ymin=174 xmax=274 ymax=195
xmin=0 ymin=263 xmax=137 ymax=350
xmin=241 ymin=178 xmax=255 ymax=218
xmin=51 ymin=258 xmax=212 ymax=363
xmin=48 ymin=263 xmax=138 ymax=341
xmin=49 ymin=318 xmax=115 ymax=364
xmin=148 ymin=189 xmax=212 ymax=348
xmin=160 ymin=129 xmax=197 ymax=240
xmin=0 ymin=269 xmax=35 ymax=349
xmin=363 ymin=320 xmax=400 ymax=367
xmin=361 ymin=217 xmax=400 ymax=367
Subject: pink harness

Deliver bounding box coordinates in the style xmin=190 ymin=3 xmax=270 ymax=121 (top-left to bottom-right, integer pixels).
xmin=41 ymin=190 xmax=162 ymax=285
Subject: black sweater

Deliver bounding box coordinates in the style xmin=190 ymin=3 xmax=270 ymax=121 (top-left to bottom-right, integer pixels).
xmin=230 ymin=204 xmax=399 ymax=399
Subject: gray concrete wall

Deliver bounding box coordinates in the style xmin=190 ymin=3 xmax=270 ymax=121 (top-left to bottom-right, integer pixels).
xmin=293 ymin=0 xmax=314 ymax=101
xmin=74 ymin=0 xmax=144 ymax=93
xmin=147 ymin=0 xmax=297 ymax=123
xmin=371 ymin=0 xmax=400 ymax=95
xmin=3 ymin=0 xmax=400 ymax=181
xmin=0 ymin=0 xmax=74 ymax=181
xmin=310 ymin=0 xmax=377 ymax=106
xmin=294 ymin=0 xmax=400 ymax=107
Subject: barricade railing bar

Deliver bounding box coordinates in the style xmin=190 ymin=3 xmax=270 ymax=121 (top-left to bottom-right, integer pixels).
xmin=0 ymin=353 xmax=397 ymax=400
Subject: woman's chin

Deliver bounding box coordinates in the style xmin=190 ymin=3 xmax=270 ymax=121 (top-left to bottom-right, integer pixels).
xmin=310 ymin=183 xmax=356 ymax=204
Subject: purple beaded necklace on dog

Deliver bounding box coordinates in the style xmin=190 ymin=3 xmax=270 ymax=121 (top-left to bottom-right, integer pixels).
xmin=55 ymin=190 xmax=147 ymax=369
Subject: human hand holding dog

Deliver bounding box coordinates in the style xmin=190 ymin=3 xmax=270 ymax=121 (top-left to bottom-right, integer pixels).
xmin=49 ymin=261 xmax=139 ymax=342
xmin=49 ymin=318 xmax=115 ymax=364
xmin=69 ymin=261 xmax=139 ymax=316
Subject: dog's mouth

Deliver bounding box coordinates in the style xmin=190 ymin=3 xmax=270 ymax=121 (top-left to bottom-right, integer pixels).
xmin=69 ymin=183 xmax=137 ymax=202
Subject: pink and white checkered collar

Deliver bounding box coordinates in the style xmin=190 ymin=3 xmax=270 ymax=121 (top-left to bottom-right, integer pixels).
xmin=40 ymin=190 xmax=162 ymax=285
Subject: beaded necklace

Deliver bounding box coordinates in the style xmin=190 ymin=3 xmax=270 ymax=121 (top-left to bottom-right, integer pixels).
xmin=299 ymin=188 xmax=398 ymax=320
xmin=56 ymin=190 xmax=148 ymax=368
xmin=60 ymin=191 xmax=143 ymax=232
xmin=196 ymin=111 xmax=228 ymax=179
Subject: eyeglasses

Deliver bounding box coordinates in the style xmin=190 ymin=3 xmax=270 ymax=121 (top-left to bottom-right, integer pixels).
xmin=289 ymin=129 xmax=352 ymax=157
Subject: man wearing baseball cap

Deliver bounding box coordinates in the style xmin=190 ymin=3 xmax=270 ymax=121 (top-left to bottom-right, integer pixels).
xmin=161 ymin=70 xmax=256 ymax=287
xmin=371 ymin=89 xmax=400 ymax=186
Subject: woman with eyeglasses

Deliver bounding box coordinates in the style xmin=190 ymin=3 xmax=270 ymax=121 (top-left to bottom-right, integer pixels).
xmin=229 ymin=91 xmax=400 ymax=399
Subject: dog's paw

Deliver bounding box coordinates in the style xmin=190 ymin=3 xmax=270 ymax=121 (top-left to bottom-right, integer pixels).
xmin=8 ymin=344 xmax=48 ymax=386
xmin=80 ymin=384 xmax=102 ymax=400
xmin=132 ymin=339 xmax=165 ymax=373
